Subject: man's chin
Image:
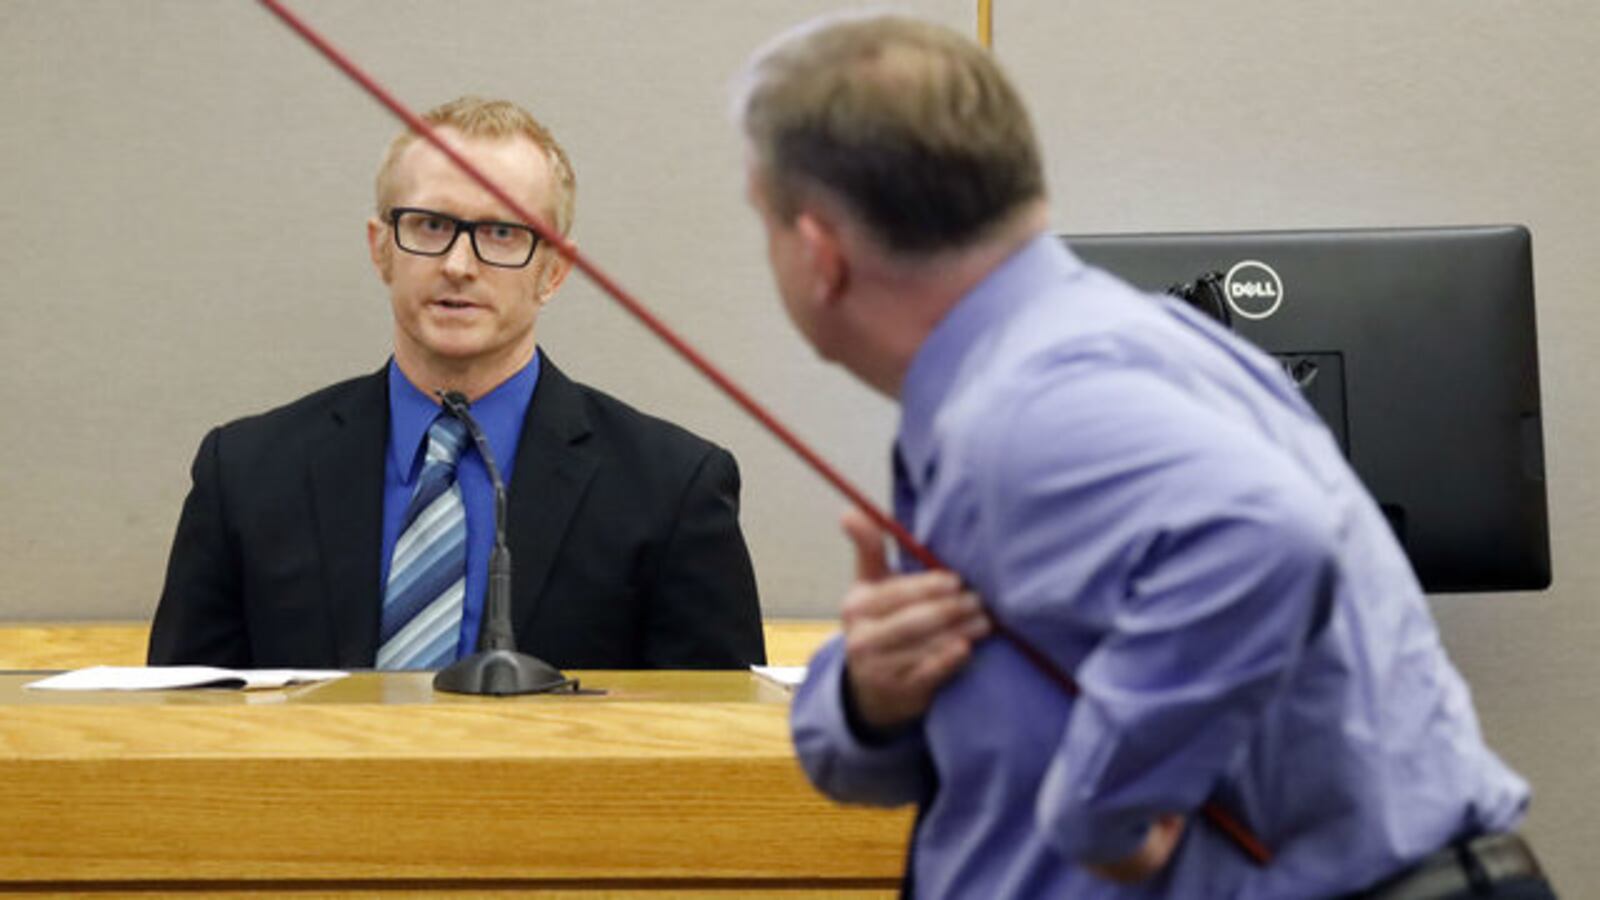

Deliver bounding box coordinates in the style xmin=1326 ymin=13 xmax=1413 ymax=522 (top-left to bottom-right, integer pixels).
xmin=396 ymin=320 xmax=535 ymax=376
xmin=404 ymin=331 xmax=495 ymax=367
xmin=418 ymin=333 xmax=536 ymax=373
xmin=416 ymin=320 xmax=495 ymax=353
xmin=429 ymin=345 xmax=499 ymax=366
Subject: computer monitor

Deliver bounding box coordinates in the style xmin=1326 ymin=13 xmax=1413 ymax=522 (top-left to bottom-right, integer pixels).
xmin=1065 ymin=226 xmax=1549 ymax=592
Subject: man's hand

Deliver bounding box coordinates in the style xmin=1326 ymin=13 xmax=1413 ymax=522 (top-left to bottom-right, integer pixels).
xmin=1086 ymin=814 xmax=1187 ymax=884
xmin=838 ymin=508 xmax=991 ymax=734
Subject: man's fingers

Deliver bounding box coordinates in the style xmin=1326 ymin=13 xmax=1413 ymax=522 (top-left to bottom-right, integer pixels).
xmin=846 ymin=629 xmax=982 ymax=731
xmin=854 ymin=617 xmax=977 ymax=676
xmin=829 ymin=516 xmax=992 ymax=734
xmin=845 ymin=604 xmax=989 ymax=695
xmin=905 ymin=631 xmax=978 ymax=686
xmin=844 ymin=588 xmax=983 ymax=655
xmin=1086 ymin=814 xmax=1188 ymax=884
xmin=956 ymin=603 xmax=993 ymax=641
xmin=842 ymin=570 xmax=964 ymax=621
xmin=841 ymin=508 xmax=892 ymax=583
xmin=1151 ymin=815 xmax=1186 ymax=855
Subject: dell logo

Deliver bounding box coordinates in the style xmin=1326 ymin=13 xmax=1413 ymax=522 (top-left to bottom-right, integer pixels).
xmin=1224 ymin=260 xmax=1285 ymax=320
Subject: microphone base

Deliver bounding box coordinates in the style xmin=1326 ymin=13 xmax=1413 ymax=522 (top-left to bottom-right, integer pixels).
xmin=432 ymin=649 xmax=572 ymax=696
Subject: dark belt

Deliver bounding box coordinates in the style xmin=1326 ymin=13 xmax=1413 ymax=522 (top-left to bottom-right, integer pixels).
xmin=1356 ymin=832 xmax=1548 ymax=900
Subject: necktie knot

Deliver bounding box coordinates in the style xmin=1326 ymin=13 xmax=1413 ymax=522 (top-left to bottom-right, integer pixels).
xmin=425 ymin=415 xmax=470 ymax=470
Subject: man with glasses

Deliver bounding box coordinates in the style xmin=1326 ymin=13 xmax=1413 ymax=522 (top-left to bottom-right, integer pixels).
xmin=149 ymin=96 xmax=765 ymax=672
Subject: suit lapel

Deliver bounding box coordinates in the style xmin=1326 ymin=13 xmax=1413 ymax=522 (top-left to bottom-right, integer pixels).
xmin=308 ymin=369 xmax=388 ymax=667
xmin=508 ymin=355 xmax=598 ymax=640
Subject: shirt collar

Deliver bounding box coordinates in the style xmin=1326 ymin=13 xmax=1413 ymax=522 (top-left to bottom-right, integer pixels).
xmin=387 ymin=350 xmax=542 ymax=483
xmin=896 ymin=233 xmax=1085 ymax=489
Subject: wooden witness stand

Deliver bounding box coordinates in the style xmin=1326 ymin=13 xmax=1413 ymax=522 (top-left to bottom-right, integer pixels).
xmin=0 ymin=623 xmax=905 ymax=897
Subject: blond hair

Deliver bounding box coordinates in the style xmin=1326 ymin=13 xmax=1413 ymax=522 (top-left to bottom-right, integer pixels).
xmin=736 ymin=13 xmax=1044 ymax=254
xmin=375 ymin=96 xmax=577 ymax=236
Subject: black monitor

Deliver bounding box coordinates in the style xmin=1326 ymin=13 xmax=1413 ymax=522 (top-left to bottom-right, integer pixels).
xmin=1065 ymin=226 xmax=1549 ymax=593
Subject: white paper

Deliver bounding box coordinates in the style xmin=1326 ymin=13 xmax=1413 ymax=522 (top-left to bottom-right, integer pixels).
xmin=25 ymin=665 xmax=349 ymax=692
xmin=751 ymin=665 xmax=808 ymax=689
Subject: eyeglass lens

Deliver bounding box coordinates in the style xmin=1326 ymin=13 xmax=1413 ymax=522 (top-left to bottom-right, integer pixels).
xmin=392 ymin=209 xmax=537 ymax=267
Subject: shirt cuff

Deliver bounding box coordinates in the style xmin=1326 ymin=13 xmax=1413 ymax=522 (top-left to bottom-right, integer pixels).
xmin=791 ymin=636 xmax=930 ymax=806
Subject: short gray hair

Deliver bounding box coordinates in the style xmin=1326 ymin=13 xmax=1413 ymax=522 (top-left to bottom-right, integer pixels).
xmin=736 ymin=13 xmax=1045 ymax=254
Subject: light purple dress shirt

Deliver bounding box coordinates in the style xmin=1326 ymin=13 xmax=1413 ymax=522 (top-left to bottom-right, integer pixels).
xmin=791 ymin=234 xmax=1529 ymax=898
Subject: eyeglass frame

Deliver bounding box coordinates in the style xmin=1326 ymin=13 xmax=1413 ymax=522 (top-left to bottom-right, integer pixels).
xmin=386 ymin=207 xmax=542 ymax=269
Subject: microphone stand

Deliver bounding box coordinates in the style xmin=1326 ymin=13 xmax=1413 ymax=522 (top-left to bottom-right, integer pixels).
xmin=431 ymin=390 xmax=573 ymax=696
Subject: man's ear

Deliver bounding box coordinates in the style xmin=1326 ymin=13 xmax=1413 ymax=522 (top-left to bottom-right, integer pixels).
xmin=795 ymin=211 xmax=848 ymax=305
xmin=535 ymin=241 xmax=573 ymax=304
xmin=366 ymin=217 xmax=393 ymax=284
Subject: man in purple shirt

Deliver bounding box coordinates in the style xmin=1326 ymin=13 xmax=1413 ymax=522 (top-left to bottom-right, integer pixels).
xmin=736 ymin=13 xmax=1554 ymax=898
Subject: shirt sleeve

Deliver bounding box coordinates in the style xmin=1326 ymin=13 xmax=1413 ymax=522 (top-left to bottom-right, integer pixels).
xmin=790 ymin=635 xmax=934 ymax=808
xmin=982 ymin=361 xmax=1339 ymax=863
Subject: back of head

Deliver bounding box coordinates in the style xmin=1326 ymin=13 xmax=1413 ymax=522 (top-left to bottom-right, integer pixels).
xmin=374 ymin=95 xmax=578 ymax=236
xmin=737 ymin=13 xmax=1045 ymax=256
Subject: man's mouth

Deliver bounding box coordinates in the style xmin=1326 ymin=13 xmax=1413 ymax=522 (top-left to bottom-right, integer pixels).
xmin=432 ymin=298 xmax=479 ymax=311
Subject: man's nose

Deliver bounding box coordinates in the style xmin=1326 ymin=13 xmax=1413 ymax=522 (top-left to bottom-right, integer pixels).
xmin=441 ymin=233 xmax=478 ymax=280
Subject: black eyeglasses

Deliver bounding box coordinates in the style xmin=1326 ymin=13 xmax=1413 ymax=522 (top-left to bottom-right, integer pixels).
xmin=387 ymin=207 xmax=541 ymax=269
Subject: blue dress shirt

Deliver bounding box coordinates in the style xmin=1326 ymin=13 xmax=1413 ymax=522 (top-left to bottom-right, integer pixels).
xmin=381 ymin=353 xmax=540 ymax=660
xmin=790 ymin=235 xmax=1529 ymax=898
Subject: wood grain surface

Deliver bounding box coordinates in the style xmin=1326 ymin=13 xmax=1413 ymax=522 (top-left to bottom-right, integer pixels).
xmin=0 ymin=656 xmax=905 ymax=896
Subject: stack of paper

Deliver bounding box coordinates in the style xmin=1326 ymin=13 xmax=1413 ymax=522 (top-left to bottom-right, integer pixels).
xmin=751 ymin=665 xmax=808 ymax=690
xmin=25 ymin=666 xmax=348 ymax=692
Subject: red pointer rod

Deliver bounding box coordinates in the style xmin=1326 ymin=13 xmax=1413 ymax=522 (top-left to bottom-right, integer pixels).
xmin=256 ymin=0 xmax=1271 ymax=867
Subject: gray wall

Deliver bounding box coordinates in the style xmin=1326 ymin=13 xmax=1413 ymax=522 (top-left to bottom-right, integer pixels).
xmin=2 ymin=0 xmax=1595 ymax=890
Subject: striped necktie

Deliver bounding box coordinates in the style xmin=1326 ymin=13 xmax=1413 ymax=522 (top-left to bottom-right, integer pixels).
xmin=377 ymin=414 xmax=471 ymax=670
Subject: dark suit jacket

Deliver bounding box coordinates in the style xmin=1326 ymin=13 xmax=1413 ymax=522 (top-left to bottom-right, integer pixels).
xmin=148 ymin=355 xmax=765 ymax=669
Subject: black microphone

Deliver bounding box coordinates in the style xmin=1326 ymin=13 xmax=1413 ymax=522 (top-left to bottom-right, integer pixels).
xmin=431 ymin=389 xmax=572 ymax=696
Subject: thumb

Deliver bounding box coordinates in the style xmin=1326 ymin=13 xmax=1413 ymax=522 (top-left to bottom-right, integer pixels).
xmin=841 ymin=507 xmax=891 ymax=583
